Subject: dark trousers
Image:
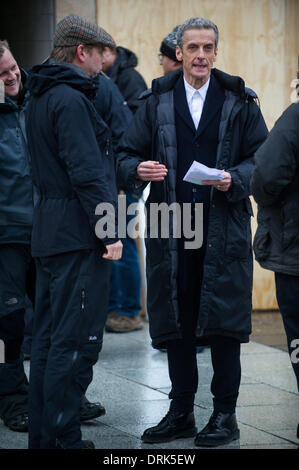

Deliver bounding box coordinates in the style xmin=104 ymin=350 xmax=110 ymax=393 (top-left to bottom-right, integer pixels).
xmin=28 ymin=249 xmax=111 ymax=449
xmin=275 ymin=272 xmax=299 ymax=390
xmin=0 ymin=244 xmax=34 ymax=422
xmin=167 ymin=242 xmax=241 ymax=414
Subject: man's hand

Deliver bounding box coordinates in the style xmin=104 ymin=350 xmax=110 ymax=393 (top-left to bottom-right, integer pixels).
xmin=137 ymin=161 xmax=168 ymax=182
xmin=102 ymin=240 xmax=123 ymax=260
xmin=202 ymin=171 xmax=232 ymax=192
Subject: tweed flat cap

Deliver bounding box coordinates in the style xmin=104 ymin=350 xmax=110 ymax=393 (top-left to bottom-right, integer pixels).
xmin=54 ymin=15 xmax=115 ymax=48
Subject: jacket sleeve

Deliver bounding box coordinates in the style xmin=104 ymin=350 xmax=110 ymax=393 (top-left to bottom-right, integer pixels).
xmin=225 ymin=99 xmax=268 ymax=203
xmin=51 ymin=92 xmax=118 ymax=245
xmin=94 ymin=76 xmax=133 ymax=152
xmin=117 ymin=69 xmax=148 ymax=114
xmin=116 ymin=97 xmax=153 ymax=193
xmin=251 ymin=103 xmax=299 ymax=207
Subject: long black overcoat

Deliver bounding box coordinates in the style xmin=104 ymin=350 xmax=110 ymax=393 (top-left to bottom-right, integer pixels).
xmin=117 ymin=68 xmax=268 ymax=348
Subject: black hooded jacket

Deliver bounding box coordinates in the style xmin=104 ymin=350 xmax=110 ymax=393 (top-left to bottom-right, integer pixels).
xmin=252 ymin=102 xmax=299 ymax=275
xmin=25 ymin=61 xmax=118 ymax=257
xmin=109 ymin=46 xmax=147 ymax=114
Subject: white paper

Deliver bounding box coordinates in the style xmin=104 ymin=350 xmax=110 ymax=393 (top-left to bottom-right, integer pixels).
xmin=183 ymin=161 xmax=224 ymax=185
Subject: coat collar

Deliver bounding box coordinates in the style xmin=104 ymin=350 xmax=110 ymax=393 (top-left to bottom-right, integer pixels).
xmin=173 ymin=73 xmax=225 ymax=137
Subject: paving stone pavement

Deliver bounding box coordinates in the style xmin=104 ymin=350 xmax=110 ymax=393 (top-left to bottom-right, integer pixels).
xmin=0 ymin=321 xmax=298 ymax=450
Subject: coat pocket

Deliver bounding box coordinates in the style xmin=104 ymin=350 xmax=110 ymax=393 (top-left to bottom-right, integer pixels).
xmin=225 ymin=199 xmax=253 ymax=259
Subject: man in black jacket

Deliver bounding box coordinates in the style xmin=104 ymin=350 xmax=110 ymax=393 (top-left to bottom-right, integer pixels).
xmin=117 ymin=17 xmax=268 ymax=447
xmin=251 ymin=102 xmax=299 ymax=438
xmin=101 ymin=45 xmax=147 ymax=114
xmin=25 ymin=15 xmax=122 ymax=449
xmin=0 ymin=40 xmax=33 ymax=433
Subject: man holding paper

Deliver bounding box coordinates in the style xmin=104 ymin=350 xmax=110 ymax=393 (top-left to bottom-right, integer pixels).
xmin=117 ymin=17 xmax=267 ymax=447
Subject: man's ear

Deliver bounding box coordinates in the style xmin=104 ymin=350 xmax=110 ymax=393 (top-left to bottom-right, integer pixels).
xmin=76 ymin=44 xmax=86 ymax=63
xmin=176 ymin=45 xmax=183 ymax=62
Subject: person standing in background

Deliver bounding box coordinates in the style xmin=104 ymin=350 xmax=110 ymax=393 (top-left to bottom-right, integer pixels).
xmin=158 ymin=25 xmax=183 ymax=76
xmin=102 ymin=40 xmax=147 ymax=333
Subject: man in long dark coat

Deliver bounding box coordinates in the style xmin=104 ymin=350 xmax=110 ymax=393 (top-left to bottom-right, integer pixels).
xmin=117 ymin=17 xmax=268 ymax=447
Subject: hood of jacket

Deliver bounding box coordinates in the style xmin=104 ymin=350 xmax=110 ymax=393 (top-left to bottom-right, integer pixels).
xmin=115 ymin=46 xmax=138 ymax=70
xmin=25 ymin=59 xmax=100 ymax=99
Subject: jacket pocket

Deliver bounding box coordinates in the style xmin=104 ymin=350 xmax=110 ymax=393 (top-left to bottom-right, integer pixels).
xmin=225 ymin=199 xmax=252 ymax=259
xmin=280 ymin=200 xmax=299 ymax=250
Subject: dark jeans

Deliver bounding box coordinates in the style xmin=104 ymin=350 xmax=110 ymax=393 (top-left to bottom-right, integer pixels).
xmin=108 ymin=192 xmax=142 ymax=318
xmin=275 ymin=272 xmax=299 ymax=390
xmin=29 ymin=249 xmax=111 ymax=449
xmin=0 ymin=310 xmax=29 ymax=422
xmin=0 ymin=244 xmax=33 ymax=422
xmin=167 ymin=241 xmax=241 ymax=414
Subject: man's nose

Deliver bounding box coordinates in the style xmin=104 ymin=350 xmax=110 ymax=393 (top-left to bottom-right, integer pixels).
xmin=197 ymin=47 xmax=205 ymax=58
xmin=6 ymin=71 xmax=16 ymax=81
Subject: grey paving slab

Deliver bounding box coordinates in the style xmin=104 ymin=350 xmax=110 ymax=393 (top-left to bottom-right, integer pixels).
xmin=241 ymin=341 xmax=283 ymax=355
xmin=86 ymin=367 xmax=168 ymax=403
xmin=240 ymin=443 xmax=298 ymax=449
xmin=0 ymin=421 xmax=28 ymax=449
xmin=237 ymin=383 xmax=299 ymax=407
xmin=237 ymin=404 xmax=299 ymax=431
xmin=1 ymin=326 xmax=298 ymax=450
xmin=104 ymin=365 xmax=171 ymax=389
xmin=242 ymin=368 xmax=298 ymax=394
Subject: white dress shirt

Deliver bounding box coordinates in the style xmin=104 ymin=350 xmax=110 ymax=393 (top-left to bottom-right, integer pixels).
xmin=183 ymin=77 xmax=210 ymax=129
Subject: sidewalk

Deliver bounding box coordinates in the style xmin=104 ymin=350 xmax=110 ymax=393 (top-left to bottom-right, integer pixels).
xmin=0 ymin=321 xmax=298 ymax=449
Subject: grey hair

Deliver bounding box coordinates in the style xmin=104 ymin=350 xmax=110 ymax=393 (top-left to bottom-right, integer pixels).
xmin=177 ymin=17 xmax=219 ymax=49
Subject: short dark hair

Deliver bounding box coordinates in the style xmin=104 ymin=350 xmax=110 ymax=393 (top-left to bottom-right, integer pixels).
xmin=0 ymin=40 xmax=10 ymax=58
xmin=177 ymin=18 xmax=219 ymax=50
xmin=50 ymin=44 xmax=103 ymax=63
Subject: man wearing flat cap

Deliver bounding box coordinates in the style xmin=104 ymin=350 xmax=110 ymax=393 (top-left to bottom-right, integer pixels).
xmin=25 ymin=15 xmax=122 ymax=449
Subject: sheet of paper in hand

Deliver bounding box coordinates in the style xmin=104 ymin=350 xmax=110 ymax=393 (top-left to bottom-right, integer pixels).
xmin=183 ymin=161 xmax=224 ymax=185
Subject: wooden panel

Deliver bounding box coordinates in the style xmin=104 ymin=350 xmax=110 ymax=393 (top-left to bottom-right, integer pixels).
xmin=97 ymin=0 xmax=297 ymax=309
xmin=55 ymin=0 xmax=97 ymax=23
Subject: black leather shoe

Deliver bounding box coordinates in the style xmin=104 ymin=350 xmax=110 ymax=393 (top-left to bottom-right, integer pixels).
xmin=141 ymin=410 xmax=197 ymax=443
xmin=195 ymin=412 xmax=240 ymax=447
xmin=80 ymin=395 xmax=106 ymax=422
xmin=4 ymin=413 xmax=28 ymax=432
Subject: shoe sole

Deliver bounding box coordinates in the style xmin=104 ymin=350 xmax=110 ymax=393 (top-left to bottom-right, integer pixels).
xmin=195 ymin=429 xmax=240 ymax=447
xmin=4 ymin=424 xmax=28 ymax=433
xmin=141 ymin=427 xmax=198 ymax=444
xmin=80 ymin=408 xmax=106 ymax=422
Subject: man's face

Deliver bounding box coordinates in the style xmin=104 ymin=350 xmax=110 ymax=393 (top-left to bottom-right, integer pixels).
xmin=0 ymin=48 xmax=21 ymax=97
xmin=101 ymin=47 xmax=116 ymax=73
xmin=82 ymin=46 xmax=103 ymax=77
xmin=176 ymin=28 xmax=217 ymax=88
xmin=159 ymin=54 xmax=182 ymax=76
